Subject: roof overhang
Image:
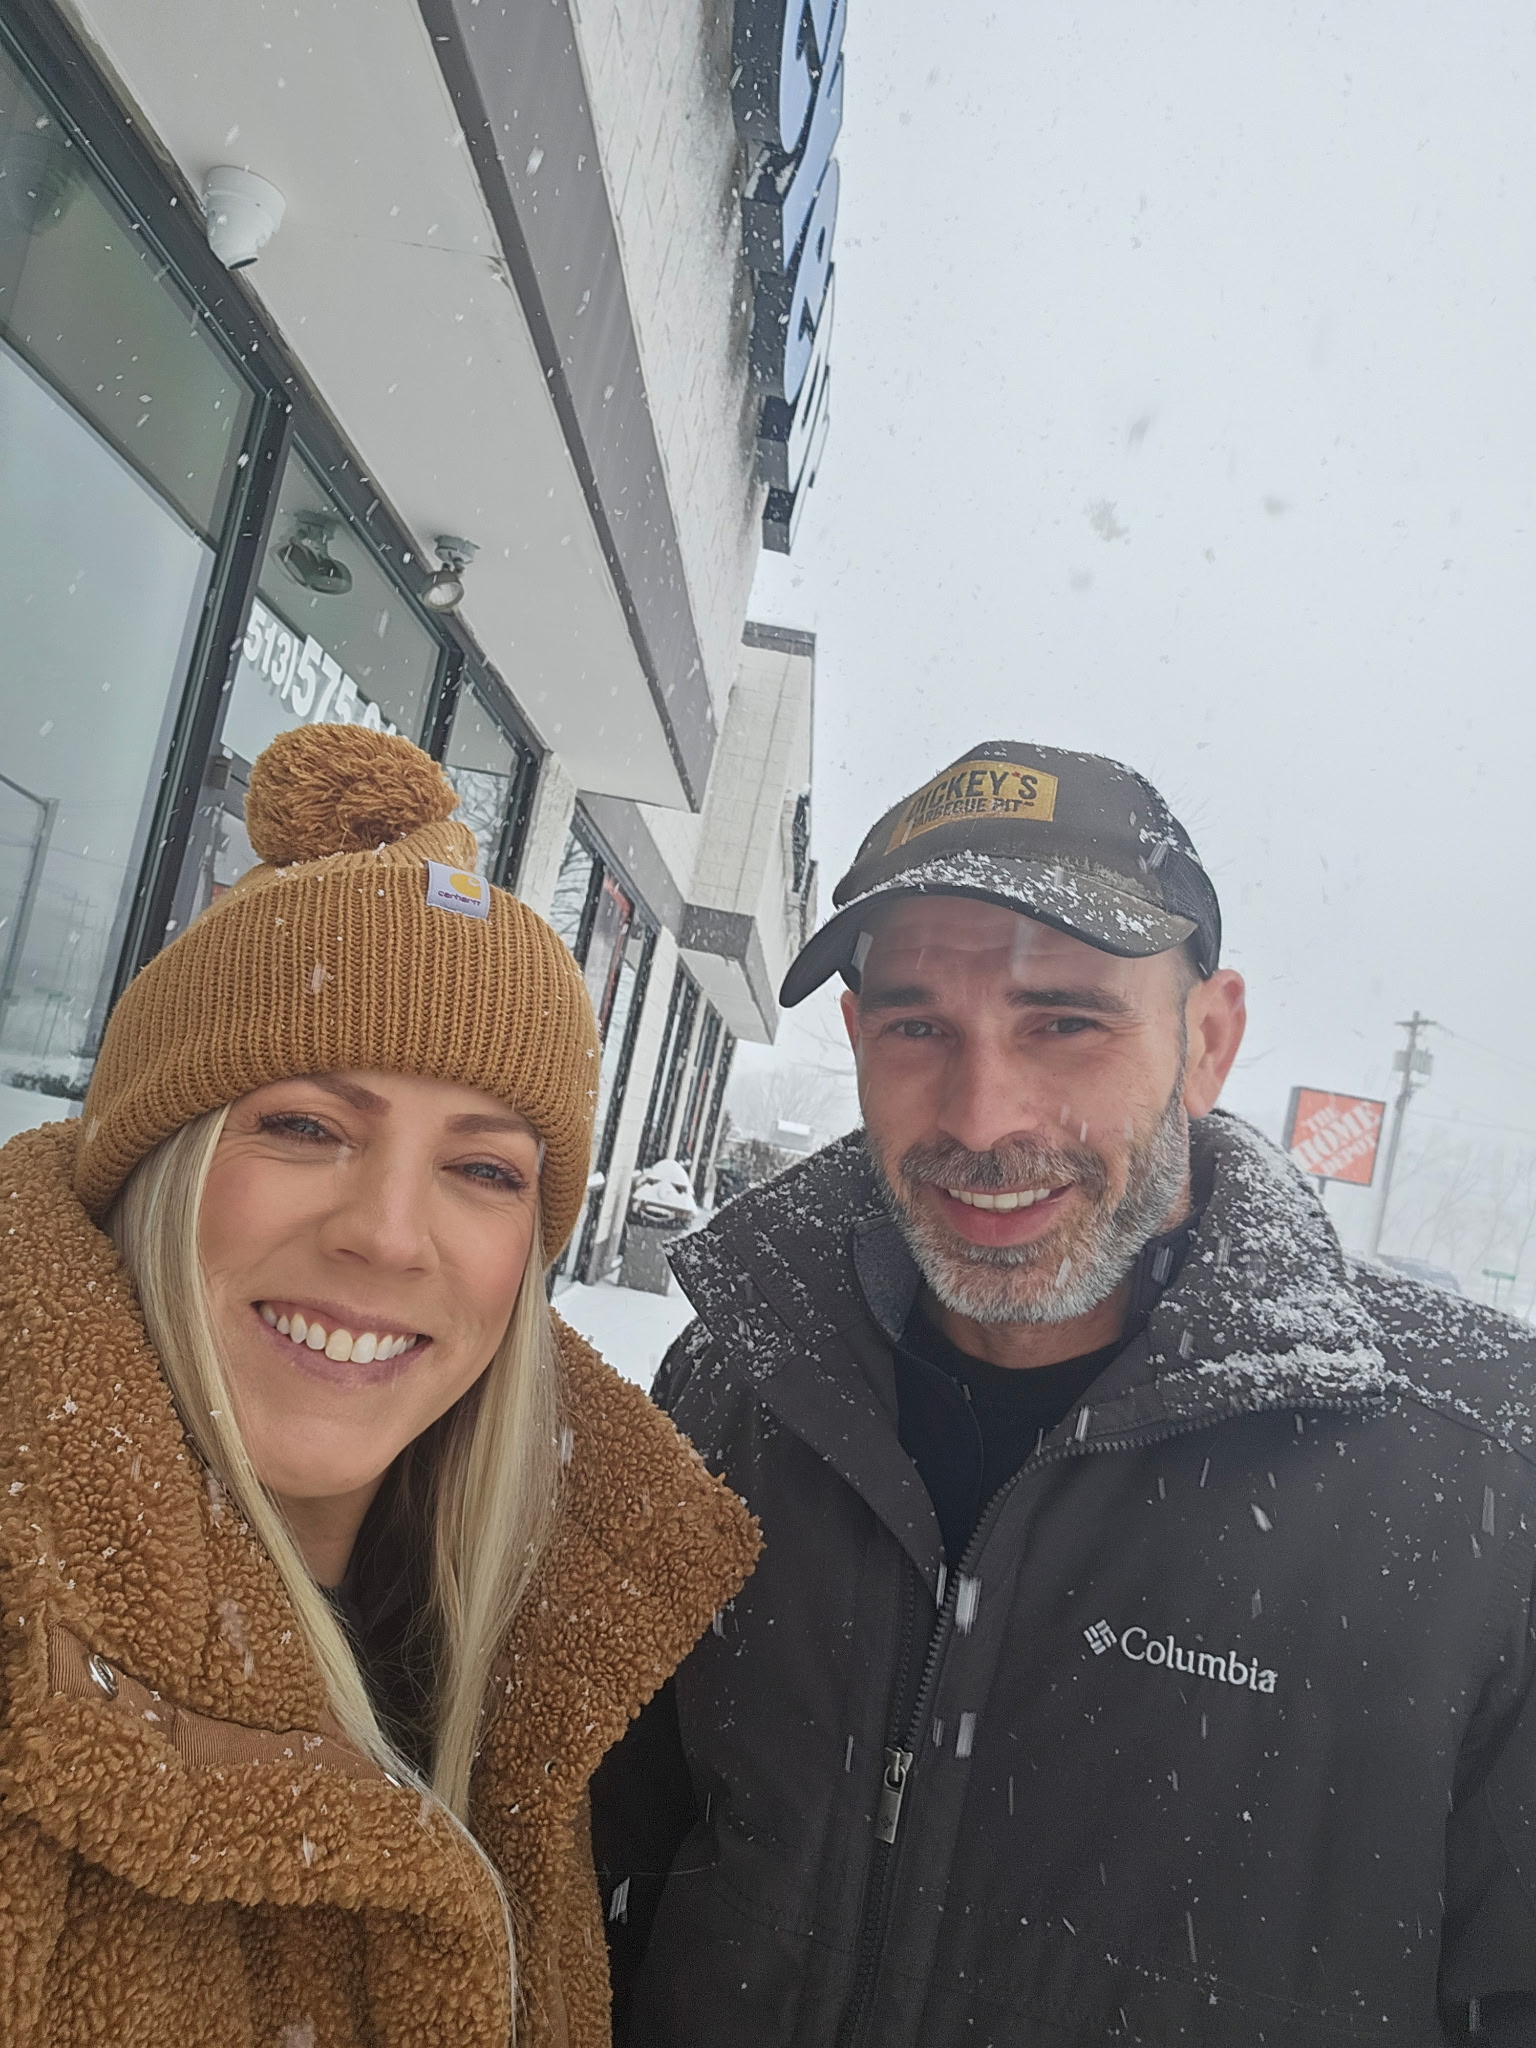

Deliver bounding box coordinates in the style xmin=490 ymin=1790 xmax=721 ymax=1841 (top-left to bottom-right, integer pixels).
xmin=58 ymin=0 xmax=716 ymax=807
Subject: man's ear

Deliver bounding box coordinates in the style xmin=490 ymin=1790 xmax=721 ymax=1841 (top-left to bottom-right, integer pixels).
xmin=1182 ymin=968 xmax=1246 ymax=1118
xmin=840 ymin=986 xmax=861 ymax=1056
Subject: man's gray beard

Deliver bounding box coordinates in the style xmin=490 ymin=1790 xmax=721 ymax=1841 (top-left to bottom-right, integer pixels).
xmin=869 ymin=1086 xmax=1191 ymax=1326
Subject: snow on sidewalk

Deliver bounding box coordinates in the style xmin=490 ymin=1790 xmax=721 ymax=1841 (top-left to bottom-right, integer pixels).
xmin=555 ymin=1276 xmax=694 ymax=1391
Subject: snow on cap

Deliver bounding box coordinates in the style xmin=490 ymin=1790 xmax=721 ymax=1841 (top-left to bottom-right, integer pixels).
xmin=780 ymin=740 xmax=1221 ymax=1006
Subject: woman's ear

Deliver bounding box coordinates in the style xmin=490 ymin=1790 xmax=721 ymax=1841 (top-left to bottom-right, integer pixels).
xmin=1182 ymin=968 xmax=1247 ymax=1119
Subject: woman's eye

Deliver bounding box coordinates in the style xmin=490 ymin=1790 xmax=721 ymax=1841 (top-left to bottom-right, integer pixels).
xmin=258 ymin=1111 xmax=334 ymax=1142
xmin=458 ymin=1160 xmax=529 ymax=1192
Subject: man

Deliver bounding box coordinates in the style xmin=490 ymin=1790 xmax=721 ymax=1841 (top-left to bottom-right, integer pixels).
xmin=593 ymin=741 xmax=1536 ymax=2046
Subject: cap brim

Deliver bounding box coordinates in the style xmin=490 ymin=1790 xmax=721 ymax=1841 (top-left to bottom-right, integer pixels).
xmin=778 ymin=853 xmax=1198 ymax=1007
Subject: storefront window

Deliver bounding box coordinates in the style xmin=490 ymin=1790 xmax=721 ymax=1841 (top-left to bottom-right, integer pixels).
xmin=582 ymin=875 xmax=634 ymax=1031
xmin=0 ymin=42 xmax=250 ymax=1140
xmin=677 ymin=1008 xmax=725 ymax=1170
xmin=547 ymin=831 xmax=600 ymax=958
xmin=568 ymin=918 xmax=656 ymax=1279
xmin=169 ymin=448 xmax=449 ymax=932
xmin=639 ymin=968 xmax=701 ymax=1165
xmin=0 ymin=50 xmax=254 ymax=541
xmin=220 ymin=448 xmax=440 ymax=772
xmin=443 ymin=686 xmax=533 ymax=883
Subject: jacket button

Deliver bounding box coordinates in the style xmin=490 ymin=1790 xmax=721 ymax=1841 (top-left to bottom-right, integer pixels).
xmin=86 ymin=1654 xmax=119 ymax=1700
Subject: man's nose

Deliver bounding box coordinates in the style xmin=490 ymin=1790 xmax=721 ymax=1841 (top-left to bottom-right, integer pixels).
xmin=937 ymin=1038 xmax=1060 ymax=1156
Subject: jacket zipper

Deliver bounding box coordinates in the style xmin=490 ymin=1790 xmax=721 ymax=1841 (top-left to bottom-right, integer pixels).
xmin=833 ymin=1394 xmax=1380 ymax=2048
xmin=835 ymin=1566 xmax=920 ymax=2047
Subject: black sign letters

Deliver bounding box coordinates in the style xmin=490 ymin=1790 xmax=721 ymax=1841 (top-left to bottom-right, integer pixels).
xmin=733 ymin=0 xmax=844 ymax=551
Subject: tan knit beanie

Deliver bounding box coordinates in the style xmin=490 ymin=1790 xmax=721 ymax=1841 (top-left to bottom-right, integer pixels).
xmin=75 ymin=724 xmax=600 ymax=1258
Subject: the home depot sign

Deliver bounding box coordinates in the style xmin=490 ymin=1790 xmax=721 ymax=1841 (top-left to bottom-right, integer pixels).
xmin=733 ymin=0 xmax=844 ymax=551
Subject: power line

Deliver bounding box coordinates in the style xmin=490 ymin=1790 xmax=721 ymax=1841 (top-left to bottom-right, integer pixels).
xmin=1437 ymin=1028 xmax=1536 ymax=1083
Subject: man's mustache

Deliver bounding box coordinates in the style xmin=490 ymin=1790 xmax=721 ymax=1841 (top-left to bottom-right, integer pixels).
xmin=898 ymin=1136 xmax=1109 ymax=1204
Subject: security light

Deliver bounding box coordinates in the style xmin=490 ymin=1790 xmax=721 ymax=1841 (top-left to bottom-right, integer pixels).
xmin=275 ymin=512 xmax=353 ymax=596
xmin=422 ymin=537 xmax=478 ymax=612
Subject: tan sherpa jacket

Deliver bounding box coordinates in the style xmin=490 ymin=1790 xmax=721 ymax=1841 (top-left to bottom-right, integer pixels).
xmin=0 ymin=1122 xmax=758 ymax=2046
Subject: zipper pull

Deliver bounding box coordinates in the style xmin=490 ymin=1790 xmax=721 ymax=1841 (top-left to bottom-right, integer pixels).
xmin=875 ymin=1746 xmax=914 ymax=1845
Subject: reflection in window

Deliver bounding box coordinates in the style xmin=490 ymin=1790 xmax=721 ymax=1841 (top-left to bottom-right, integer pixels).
xmin=566 ymin=918 xmax=656 ymax=1280
xmin=640 ymin=970 xmax=701 ymax=1166
xmin=548 ymin=831 xmax=599 ymax=959
xmin=678 ymin=1009 xmax=725 ymax=1169
xmin=219 ymin=448 xmax=439 ymax=773
xmin=0 ymin=52 xmax=254 ymax=540
xmin=583 ymin=875 xmax=633 ymax=1032
xmin=0 ymin=28 xmax=256 ymax=1142
xmin=443 ymin=687 xmax=530 ymax=882
xmin=0 ymin=347 xmax=215 ymax=1137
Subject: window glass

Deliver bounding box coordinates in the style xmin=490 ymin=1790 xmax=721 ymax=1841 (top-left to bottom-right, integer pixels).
xmin=583 ymin=875 xmax=633 ymax=1032
xmin=443 ymin=687 xmax=524 ymax=878
xmin=564 ymin=920 xmax=655 ymax=1279
xmin=592 ymin=923 xmax=650 ymax=1143
xmin=548 ymin=831 xmax=599 ymax=957
xmin=0 ymin=50 xmax=253 ymax=538
xmin=0 ymin=340 xmax=213 ymax=1139
xmin=641 ymin=969 xmax=700 ymax=1164
xmin=678 ymin=1009 xmax=724 ymax=1166
xmin=220 ymin=448 xmax=439 ymax=769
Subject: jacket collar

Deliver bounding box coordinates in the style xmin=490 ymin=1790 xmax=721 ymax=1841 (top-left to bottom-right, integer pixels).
xmin=671 ymin=1111 xmax=1395 ymax=1441
xmin=0 ymin=1121 xmax=755 ymax=1930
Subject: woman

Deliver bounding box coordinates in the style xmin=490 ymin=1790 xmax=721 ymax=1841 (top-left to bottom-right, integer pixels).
xmin=0 ymin=723 xmax=757 ymax=2046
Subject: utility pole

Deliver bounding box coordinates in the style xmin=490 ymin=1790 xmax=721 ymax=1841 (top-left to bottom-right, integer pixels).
xmin=1369 ymin=1011 xmax=1436 ymax=1256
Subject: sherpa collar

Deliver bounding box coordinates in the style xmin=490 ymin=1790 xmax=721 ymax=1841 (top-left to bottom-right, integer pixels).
xmin=0 ymin=1120 xmax=756 ymax=1932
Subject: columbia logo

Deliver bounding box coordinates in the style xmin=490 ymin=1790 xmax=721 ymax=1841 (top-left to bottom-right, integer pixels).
xmin=1084 ymin=1616 xmax=1279 ymax=1694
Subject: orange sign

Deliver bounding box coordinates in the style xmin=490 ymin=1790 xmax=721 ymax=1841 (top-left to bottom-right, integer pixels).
xmin=1283 ymin=1088 xmax=1387 ymax=1186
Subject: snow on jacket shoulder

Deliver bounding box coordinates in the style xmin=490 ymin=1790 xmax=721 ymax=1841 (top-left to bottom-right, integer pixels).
xmin=0 ymin=1121 xmax=758 ymax=2048
xmin=603 ymin=1111 xmax=1536 ymax=2048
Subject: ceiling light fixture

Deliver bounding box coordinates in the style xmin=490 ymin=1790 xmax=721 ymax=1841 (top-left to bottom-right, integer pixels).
xmin=422 ymin=536 xmax=478 ymax=613
xmin=275 ymin=511 xmax=353 ymax=596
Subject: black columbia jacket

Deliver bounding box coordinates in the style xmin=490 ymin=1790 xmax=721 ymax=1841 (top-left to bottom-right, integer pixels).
xmin=594 ymin=1113 xmax=1536 ymax=2046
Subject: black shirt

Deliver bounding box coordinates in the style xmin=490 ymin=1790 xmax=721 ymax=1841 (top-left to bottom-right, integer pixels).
xmin=894 ymin=1211 xmax=1202 ymax=1566
xmin=323 ymin=1479 xmax=438 ymax=1779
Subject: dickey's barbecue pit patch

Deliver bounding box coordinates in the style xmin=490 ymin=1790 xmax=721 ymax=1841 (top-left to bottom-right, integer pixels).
xmin=886 ymin=758 xmax=1060 ymax=850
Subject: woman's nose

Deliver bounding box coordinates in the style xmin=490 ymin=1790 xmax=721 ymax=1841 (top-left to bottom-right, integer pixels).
xmin=317 ymin=1157 xmax=437 ymax=1271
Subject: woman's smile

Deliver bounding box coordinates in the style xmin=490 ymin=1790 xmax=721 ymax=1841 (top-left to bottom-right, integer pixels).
xmin=254 ymin=1298 xmax=428 ymax=1382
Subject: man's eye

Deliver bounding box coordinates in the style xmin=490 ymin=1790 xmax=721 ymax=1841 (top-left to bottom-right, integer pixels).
xmin=890 ymin=1018 xmax=939 ymax=1039
xmin=1045 ymin=1016 xmax=1100 ymax=1037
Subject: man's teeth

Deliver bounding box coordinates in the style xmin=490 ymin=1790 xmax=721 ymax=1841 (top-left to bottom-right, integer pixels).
xmin=258 ymin=1304 xmax=414 ymax=1362
xmin=945 ymin=1186 xmax=1055 ymax=1212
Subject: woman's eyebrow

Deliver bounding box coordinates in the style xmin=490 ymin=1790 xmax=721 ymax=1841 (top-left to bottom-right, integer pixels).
xmin=307 ymin=1075 xmax=390 ymax=1113
xmin=444 ymin=1111 xmax=538 ymax=1138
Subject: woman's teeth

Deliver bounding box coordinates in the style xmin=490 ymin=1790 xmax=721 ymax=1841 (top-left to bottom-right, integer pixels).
xmin=945 ymin=1186 xmax=1055 ymax=1212
xmin=258 ymin=1304 xmax=414 ymax=1362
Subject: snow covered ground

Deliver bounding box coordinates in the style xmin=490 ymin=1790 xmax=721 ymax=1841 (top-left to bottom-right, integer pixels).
xmin=554 ymin=1276 xmax=694 ymax=1390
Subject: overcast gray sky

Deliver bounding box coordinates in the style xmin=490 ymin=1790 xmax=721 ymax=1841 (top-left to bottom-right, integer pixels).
xmin=749 ymin=0 xmax=1536 ymax=1227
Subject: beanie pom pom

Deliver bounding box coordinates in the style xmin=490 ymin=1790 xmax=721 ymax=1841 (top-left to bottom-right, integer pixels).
xmin=245 ymin=724 xmax=459 ymax=865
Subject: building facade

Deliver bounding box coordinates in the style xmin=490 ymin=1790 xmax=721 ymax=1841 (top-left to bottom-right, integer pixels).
xmin=0 ymin=0 xmax=828 ymax=1277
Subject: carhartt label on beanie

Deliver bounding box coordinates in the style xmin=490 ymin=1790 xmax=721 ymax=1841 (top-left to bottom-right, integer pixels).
xmin=75 ymin=724 xmax=600 ymax=1258
xmin=425 ymin=862 xmax=492 ymax=920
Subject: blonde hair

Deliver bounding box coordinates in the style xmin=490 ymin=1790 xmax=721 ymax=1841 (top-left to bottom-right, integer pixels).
xmin=108 ymin=1106 xmax=563 ymax=1818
